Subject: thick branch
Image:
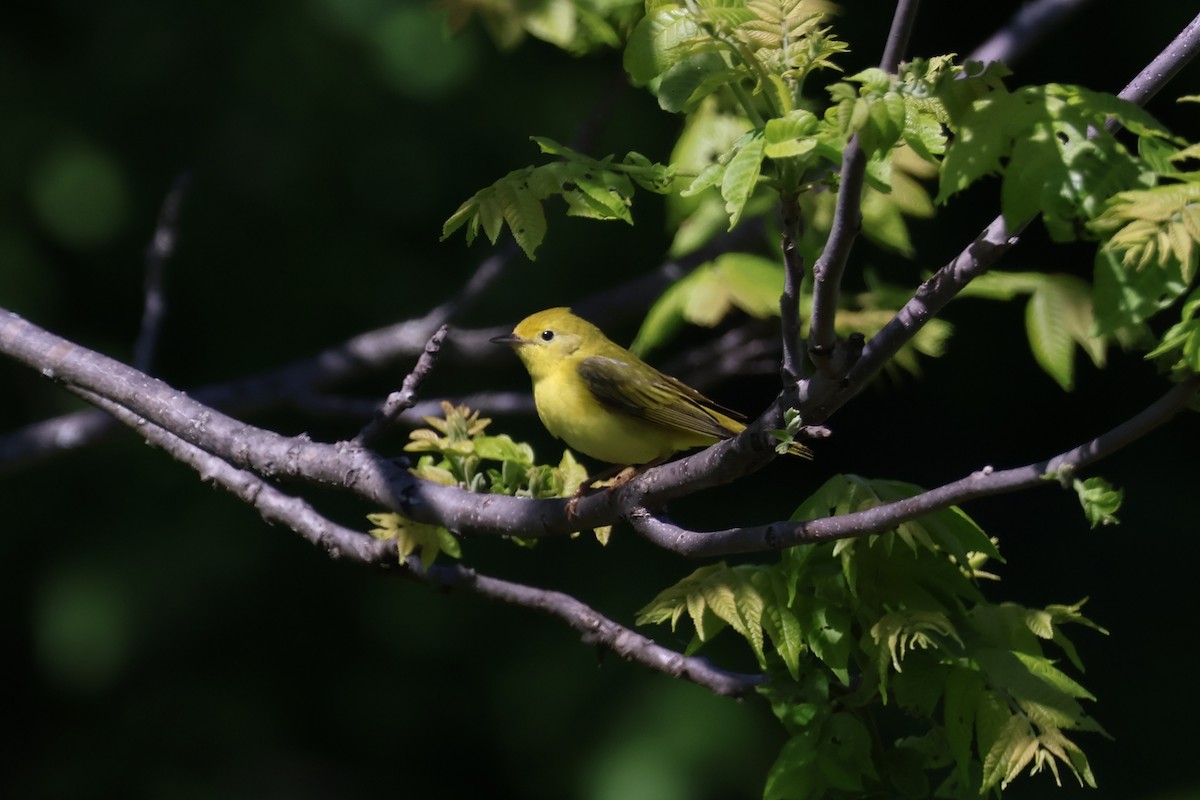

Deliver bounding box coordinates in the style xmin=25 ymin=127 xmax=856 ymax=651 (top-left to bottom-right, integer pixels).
xmin=81 ymin=383 xmax=758 ymax=696
xmin=629 ymin=376 xmax=1200 ymax=557
xmin=1116 ymin=11 xmax=1200 ymax=107
xmin=0 ymin=307 xmax=604 ymax=536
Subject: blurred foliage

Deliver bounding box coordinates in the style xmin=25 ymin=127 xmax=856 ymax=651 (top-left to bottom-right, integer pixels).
xmin=3 ymin=1 xmax=1200 ymax=799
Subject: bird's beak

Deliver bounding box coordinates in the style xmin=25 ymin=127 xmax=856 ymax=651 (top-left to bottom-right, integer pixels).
xmin=489 ymin=332 xmax=525 ymax=347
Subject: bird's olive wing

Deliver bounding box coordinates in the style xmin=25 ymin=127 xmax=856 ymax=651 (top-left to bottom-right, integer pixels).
xmin=577 ymin=356 xmax=744 ymax=438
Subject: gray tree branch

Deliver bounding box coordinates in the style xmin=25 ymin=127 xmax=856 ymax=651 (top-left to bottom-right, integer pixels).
xmin=968 ymin=0 xmax=1096 ymax=67
xmin=76 ymin=382 xmax=759 ymax=696
xmin=627 ymin=375 xmax=1199 ymax=557
xmin=805 ymin=0 xmax=921 ymax=378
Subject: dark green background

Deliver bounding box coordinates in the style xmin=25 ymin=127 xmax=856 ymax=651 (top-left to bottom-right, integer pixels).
xmin=2 ymin=2 xmax=1198 ymax=798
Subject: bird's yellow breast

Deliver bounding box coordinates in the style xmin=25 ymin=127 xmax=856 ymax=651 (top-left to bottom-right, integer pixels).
xmin=531 ymin=362 xmax=716 ymax=464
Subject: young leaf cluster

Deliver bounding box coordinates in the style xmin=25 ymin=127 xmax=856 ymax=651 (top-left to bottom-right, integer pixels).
xmin=1089 ymin=140 xmax=1200 ymax=369
xmin=623 ymin=0 xmax=844 ymax=118
xmin=369 ymin=403 xmax=605 ymax=561
xmin=639 ymin=475 xmax=1106 ymax=796
xmin=404 ymin=401 xmax=588 ymax=499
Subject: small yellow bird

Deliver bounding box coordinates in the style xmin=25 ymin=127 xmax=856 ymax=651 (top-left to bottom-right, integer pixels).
xmin=491 ymin=307 xmax=811 ymax=465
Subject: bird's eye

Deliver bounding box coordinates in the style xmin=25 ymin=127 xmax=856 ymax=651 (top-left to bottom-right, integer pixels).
xmin=540 ymin=330 xmax=555 ymax=342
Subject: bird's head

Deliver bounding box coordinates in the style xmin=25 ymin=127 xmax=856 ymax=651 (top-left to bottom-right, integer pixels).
xmin=490 ymin=307 xmax=599 ymax=379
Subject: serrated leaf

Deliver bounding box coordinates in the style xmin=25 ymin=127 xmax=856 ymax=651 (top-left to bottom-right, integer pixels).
xmin=1012 ymin=651 xmax=1097 ymax=702
xmin=1093 ymin=245 xmax=1189 ymax=333
xmin=572 ymin=169 xmax=635 ymax=223
xmin=494 ymin=179 xmax=546 ymax=259
xmin=756 ymin=570 xmax=806 ymax=679
xmin=975 ymin=648 xmax=1101 ymax=733
xmin=367 ymin=512 xmax=461 ymax=567
xmin=981 ymin=714 xmax=1038 ymax=791
xmin=1027 ymin=280 xmax=1081 ymax=390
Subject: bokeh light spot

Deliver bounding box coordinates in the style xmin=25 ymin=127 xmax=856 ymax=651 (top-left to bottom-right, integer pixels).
xmin=29 ymin=143 xmax=130 ymax=250
xmin=34 ymin=567 xmax=133 ymax=693
xmin=369 ymin=7 xmax=476 ymax=99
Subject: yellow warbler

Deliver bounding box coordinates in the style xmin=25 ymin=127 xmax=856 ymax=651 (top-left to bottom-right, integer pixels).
xmin=491 ymin=307 xmax=811 ymax=465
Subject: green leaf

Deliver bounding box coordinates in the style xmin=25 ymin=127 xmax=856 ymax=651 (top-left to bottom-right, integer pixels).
xmin=764 ymin=727 xmax=823 ymax=800
xmin=938 ymin=84 xmax=1169 ymax=236
xmin=763 ymin=109 xmax=821 ymax=160
xmin=471 ymin=434 xmax=535 ymax=465
xmin=980 ymin=713 xmax=1038 ymax=791
xmin=720 ymin=132 xmax=766 ymax=229
xmin=802 ymin=597 xmax=851 ymax=685
xmin=656 ymin=51 xmax=738 ymax=113
xmin=944 ymin=669 xmax=983 ymax=784
xmin=623 ymin=5 xmax=705 ymax=86
xmin=629 ymin=252 xmax=783 ymax=355
xmin=1092 ymin=245 xmax=1189 ymax=333
xmin=974 ymin=648 xmax=1102 ymax=733
xmin=1073 ymin=476 xmax=1122 ymax=527
xmin=757 ymin=570 xmax=806 ymax=679
xmin=1025 ymin=274 xmax=1105 ymax=390
xmin=571 ymin=167 xmax=635 ymax=224
xmin=817 ymin=713 xmax=876 ymax=791
xmin=367 ymin=512 xmax=461 ymax=567
xmin=494 ymin=178 xmax=547 ymax=259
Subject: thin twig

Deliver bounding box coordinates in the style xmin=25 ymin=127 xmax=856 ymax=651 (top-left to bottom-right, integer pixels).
xmin=627 ymin=376 xmax=1200 ymax=557
xmin=423 ymin=564 xmax=763 ymax=696
xmin=134 ymin=172 xmax=190 ymax=372
xmin=779 ymin=193 xmax=806 ymax=385
xmin=353 ymin=325 xmax=449 ymax=447
xmin=805 ymin=0 xmax=922 ymax=378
